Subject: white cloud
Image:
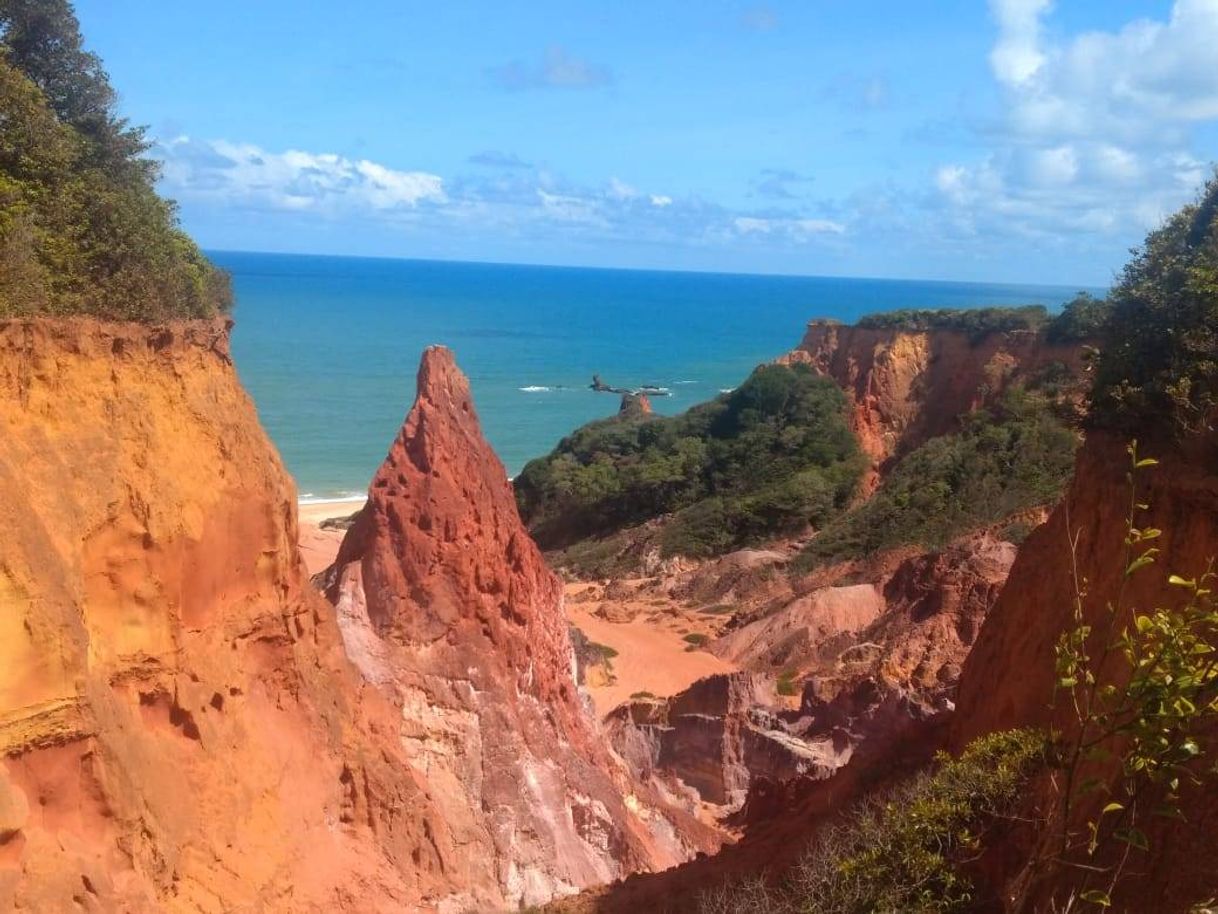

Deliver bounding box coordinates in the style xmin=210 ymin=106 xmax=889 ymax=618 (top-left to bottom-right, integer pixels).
xmin=649 ymin=194 xmax=673 ymax=207
xmin=935 ymin=1 xmax=1218 ymax=247
xmin=607 ymin=177 xmax=639 ymax=200
xmin=989 ymin=0 xmax=1051 ymax=87
xmin=159 ymin=137 xmax=445 ymax=213
xmin=733 ymin=215 xmax=844 ymax=240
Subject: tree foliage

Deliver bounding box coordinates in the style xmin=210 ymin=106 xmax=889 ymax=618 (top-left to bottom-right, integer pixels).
xmin=795 ymin=385 xmax=1079 ymax=571
xmin=0 ymin=0 xmax=231 ymax=320
xmin=514 ymin=363 xmax=864 ymax=558
xmin=699 ymin=729 xmax=1046 ymax=914
xmin=1090 ymin=171 xmax=1218 ymax=434
xmin=855 ymin=305 xmax=1049 ymax=338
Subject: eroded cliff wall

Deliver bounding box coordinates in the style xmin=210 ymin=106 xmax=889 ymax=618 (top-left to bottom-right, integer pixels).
xmin=782 ymin=321 xmax=1086 ymax=486
xmin=952 ymin=432 xmax=1218 ymax=910
xmin=0 ymin=319 xmax=462 ymax=913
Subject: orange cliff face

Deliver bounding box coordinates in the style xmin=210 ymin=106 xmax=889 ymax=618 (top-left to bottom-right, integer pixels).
xmin=780 ymin=321 xmax=1087 ymax=490
xmin=0 ymin=318 xmax=468 ymax=913
xmin=950 ymin=431 xmax=1218 ymax=911
xmin=319 ymin=346 xmax=715 ymax=908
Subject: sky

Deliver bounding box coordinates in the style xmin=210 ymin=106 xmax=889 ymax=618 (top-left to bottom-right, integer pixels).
xmin=74 ymin=0 xmax=1218 ymax=286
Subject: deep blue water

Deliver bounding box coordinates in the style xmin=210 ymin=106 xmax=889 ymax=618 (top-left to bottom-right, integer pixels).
xmin=216 ymin=251 xmax=1103 ymax=499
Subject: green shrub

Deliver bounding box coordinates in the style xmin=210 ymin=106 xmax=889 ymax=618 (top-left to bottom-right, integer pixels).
xmin=683 ymin=633 xmax=709 ymax=647
xmin=795 ymin=387 xmax=1077 ymax=571
xmin=516 ymin=362 xmax=864 ymax=558
xmin=699 ymin=729 xmax=1046 ymax=914
xmin=0 ymin=1 xmax=230 ymax=320
xmin=629 ymin=690 xmax=657 ymax=700
xmin=1089 ymin=171 xmax=1218 ymax=435
xmin=1045 ymin=291 xmax=1111 ymax=343
xmin=855 ymin=305 xmax=1049 ymax=338
xmin=775 ymin=670 xmax=799 ymax=696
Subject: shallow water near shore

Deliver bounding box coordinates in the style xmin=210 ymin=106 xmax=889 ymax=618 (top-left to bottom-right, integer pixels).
xmin=218 ymin=250 xmax=1099 ymax=497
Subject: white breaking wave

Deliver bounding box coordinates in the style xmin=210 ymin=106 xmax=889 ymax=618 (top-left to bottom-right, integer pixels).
xmin=298 ymin=493 xmax=367 ymax=505
xmin=519 ymin=385 xmax=552 ymax=392
xmin=719 ymin=387 xmax=736 ymax=394
xmin=674 ymin=380 xmax=698 ymax=385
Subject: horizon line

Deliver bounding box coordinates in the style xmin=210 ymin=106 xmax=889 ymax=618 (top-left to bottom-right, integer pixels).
xmin=203 ymin=246 xmax=1110 ymax=295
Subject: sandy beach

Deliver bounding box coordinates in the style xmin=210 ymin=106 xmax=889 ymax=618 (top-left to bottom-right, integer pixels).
xmin=297 ymin=498 xmax=364 ymax=576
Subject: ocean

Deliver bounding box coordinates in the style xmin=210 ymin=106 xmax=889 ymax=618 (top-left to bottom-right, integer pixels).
xmin=217 ymin=251 xmax=1102 ymax=500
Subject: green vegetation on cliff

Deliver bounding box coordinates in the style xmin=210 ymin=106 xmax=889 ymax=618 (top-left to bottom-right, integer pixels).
xmin=795 ymin=385 xmax=1078 ymax=571
xmin=1090 ymin=172 xmax=1218 ymax=435
xmin=700 ymin=729 xmax=1045 ymax=914
xmin=854 ymin=296 xmax=1112 ymax=345
xmin=0 ymin=0 xmax=231 ymax=320
xmin=515 ymin=362 xmax=864 ymax=558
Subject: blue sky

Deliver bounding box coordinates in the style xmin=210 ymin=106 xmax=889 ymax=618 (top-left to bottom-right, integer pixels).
xmin=75 ymin=0 xmax=1218 ymax=285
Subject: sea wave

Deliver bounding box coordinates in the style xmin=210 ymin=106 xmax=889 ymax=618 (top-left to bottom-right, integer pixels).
xmin=298 ymin=493 xmax=367 ymax=505
xmin=519 ymin=385 xmax=551 ymax=392
xmin=719 ymin=387 xmax=736 ymax=394
xmin=674 ymin=380 xmax=698 ymax=385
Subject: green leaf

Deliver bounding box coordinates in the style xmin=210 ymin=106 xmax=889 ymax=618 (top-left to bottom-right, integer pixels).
xmin=1081 ymin=889 xmax=1112 ymax=907
xmin=1168 ymin=574 xmax=1196 ymax=588
xmin=1102 ymin=802 xmax=1125 ymax=815
xmin=1135 ymin=458 xmax=1159 ymax=468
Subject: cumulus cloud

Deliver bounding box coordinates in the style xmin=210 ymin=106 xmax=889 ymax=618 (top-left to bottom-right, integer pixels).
xmin=158 ymin=135 xmax=853 ymax=259
xmin=159 ymin=137 xmax=446 ymax=213
xmin=487 ymin=46 xmax=613 ymax=91
xmin=934 ymin=0 xmax=1218 ymax=245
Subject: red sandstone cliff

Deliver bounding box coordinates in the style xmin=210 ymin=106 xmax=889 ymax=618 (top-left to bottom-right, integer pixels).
xmin=0 ymin=319 xmax=459 ymax=913
xmin=0 ymin=323 xmax=706 ymax=914
xmin=320 ymin=346 xmax=713 ymax=908
xmin=781 ymin=321 xmax=1086 ymax=488
xmin=950 ymin=432 xmax=1218 ymax=911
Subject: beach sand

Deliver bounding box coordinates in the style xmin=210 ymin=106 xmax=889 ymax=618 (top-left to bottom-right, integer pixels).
xmin=297 ymin=498 xmax=364 ymax=576
xmin=567 ymin=593 xmax=736 ymax=717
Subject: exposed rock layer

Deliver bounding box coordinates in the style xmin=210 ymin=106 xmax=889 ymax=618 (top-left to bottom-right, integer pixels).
xmin=781 ymin=321 xmax=1086 ymax=488
xmin=0 ymin=319 xmax=456 ymax=913
xmin=951 ymin=433 xmax=1218 ymax=911
xmin=321 ymin=346 xmax=713 ymax=908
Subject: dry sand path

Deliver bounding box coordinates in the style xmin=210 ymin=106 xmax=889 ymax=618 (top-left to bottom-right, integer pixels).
xmin=567 ymin=602 xmax=736 ymax=716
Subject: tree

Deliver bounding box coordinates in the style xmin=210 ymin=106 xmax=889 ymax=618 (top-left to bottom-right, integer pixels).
xmin=0 ymin=2 xmax=231 ymax=320
xmin=1090 ymin=172 xmax=1218 ymax=434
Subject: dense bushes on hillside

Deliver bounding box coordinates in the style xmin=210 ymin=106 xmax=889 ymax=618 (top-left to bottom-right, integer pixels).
xmin=794 ymin=385 xmax=1078 ymax=571
xmin=855 ymin=305 xmax=1048 ymax=336
xmin=515 ymin=363 xmax=864 ymax=558
xmin=700 ymin=729 xmax=1045 ymax=914
xmin=853 ymin=298 xmax=1112 ymax=346
xmin=1045 ymin=291 xmax=1111 ymax=343
xmin=1090 ymin=172 xmax=1218 ymax=434
xmin=0 ymin=0 xmax=231 ymax=320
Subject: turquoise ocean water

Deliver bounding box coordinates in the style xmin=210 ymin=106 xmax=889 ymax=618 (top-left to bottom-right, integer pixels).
xmin=217 ymin=251 xmax=1103 ymax=500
